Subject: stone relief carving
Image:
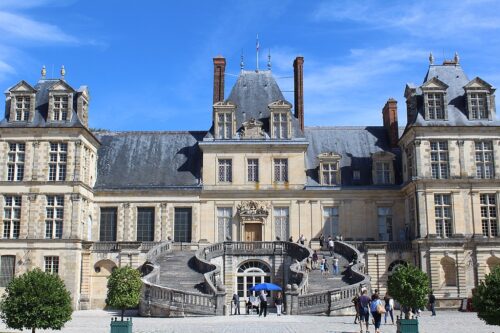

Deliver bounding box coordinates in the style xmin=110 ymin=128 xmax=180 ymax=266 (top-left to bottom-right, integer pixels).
xmin=236 ymin=200 xmax=270 ymax=223
xmin=241 ymin=118 xmax=265 ymax=139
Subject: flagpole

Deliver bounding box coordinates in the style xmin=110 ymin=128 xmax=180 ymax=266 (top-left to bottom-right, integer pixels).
xmin=256 ymin=34 xmax=259 ymax=71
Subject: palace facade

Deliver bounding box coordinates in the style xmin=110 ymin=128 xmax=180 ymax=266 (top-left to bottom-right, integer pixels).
xmin=0 ymin=53 xmax=499 ymax=310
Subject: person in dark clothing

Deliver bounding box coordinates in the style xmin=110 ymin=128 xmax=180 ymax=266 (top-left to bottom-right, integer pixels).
xmin=312 ymin=250 xmax=319 ymax=269
xmin=370 ymin=293 xmax=383 ymax=333
xmin=352 ymin=294 xmax=361 ymax=324
xmin=429 ymin=290 xmax=436 ymax=316
xmin=358 ymin=288 xmax=370 ymax=333
xmin=319 ymin=233 xmax=325 ymax=249
xmin=232 ymin=293 xmax=240 ymax=315
xmin=259 ymin=290 xmax=268 ymax=317
xmin=274 ymin=292 xmax=283 ymax=316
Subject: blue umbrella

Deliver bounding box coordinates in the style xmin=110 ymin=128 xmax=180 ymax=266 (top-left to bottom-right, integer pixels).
xmin=248 ymin=283 xmax=282 ymax=291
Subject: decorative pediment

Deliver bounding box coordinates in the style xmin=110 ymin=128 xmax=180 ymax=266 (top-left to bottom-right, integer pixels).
xmin=421 ymin=77 xmax=448 ymax=90
xmin=268 ymin=100 xmax=292 ymax=109
xmin=372 ymin=151 xmax=396 ymax=160
xmin=49 ymin=80 xmax=75 ymax=93
xmin=213 ymin=101 xmax=236 ymax=109
xmin=241 ymin=118 xmax=265 ymax=139
xmin=464 ymin=77 xmax=495 ymax=92
xmin=8 ymin=81 xmax=36 ymax=93
xmin=236 ymin=201 xmax=270 ymax=223
xmin=318 ymin=152 xmax=342 ymax=161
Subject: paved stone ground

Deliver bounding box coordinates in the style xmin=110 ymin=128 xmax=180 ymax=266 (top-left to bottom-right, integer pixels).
xmin=0 ymin=309 xmax=498 ymax=333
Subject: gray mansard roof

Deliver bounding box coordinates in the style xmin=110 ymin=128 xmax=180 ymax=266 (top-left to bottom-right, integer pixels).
xmin=407 ymin=63 xmax=500 ymax=128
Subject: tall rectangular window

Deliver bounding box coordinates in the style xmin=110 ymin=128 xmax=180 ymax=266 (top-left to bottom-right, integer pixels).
xmin=470 ymin=93 xmax=488 ymax=119
xmin=323 ymin=207 xmax=339 ymax=237
xmin=53 ymin=95 xmax=69 ymax=121
xmin=218 ymin=159 xmax=232 ymax=182
xmin=45 ymin=195 xmax=64 ymax=239
xmin=434 ymin=194 xmax=453 ymax=238
xmin=0 ymin=256 xmax=15 ymax=287
xmin=322 ymin=163 xmax=339 ymax=185
xmin=49 ymin=142 xmax=67 ymax=181
xmin=174 ymin=208 xmax=192 ymax=242
xmin=3 ymin=196 xmax=21 ymax=239
xmin=217 ymin=113 xmax=232 ymax=139
xmin=427 ymin=93 xmax=445 ymax=119
xmin=273 ymin=113 xmax=288 ymax=139
xmin=44 ymin=256 xmax=59 ymax=274
xmin=247 ymin=159 xmax=259 ymax=182
xmin=376 ymin=162 xmax=391 ymax=184
xmin=15 ymin=96 xmax=30 ymax=121
xmin=274 ymin=207 xmax=289 ymax=241
xmin=99 ymin=207 xmax=117 ymax=241
xmin=377 ymin=207 xmax=393 ymax=241
xmin=430 ymin=141 xmax=449 ymax=179
xmin=480 ymin=194 xmax=497 ymax=237
xmin=137 ymin=207 xmax=155 ymax=242
xmin=7 ymin=143 xmax=25 ymax=181
xmin=475 ymin=141 xmax=494 ymax=179
xmin=406 ymin=147 xmax=414 ymax=179
xmin=274 ymin=158 xmax=288 ymax=182
xmin=217 ymin=207 xmax=232 ymax=242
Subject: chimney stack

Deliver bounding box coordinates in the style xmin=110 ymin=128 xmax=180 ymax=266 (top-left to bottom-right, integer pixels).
xmin=382 ymin=98 xmax=399 ymax=149
xmin=293 ymin=56 xmax=304 ymax=131
xmin=213 ymin=56 xmax=226 ymax=104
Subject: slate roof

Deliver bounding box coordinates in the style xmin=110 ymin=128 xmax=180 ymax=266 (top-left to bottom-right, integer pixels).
xmin=304 ymin=126 xmax=402 ymax=186
xmin=93 ymin=131 xmax=205 ymax=189
xmin=0 ymin=79 xmax=85 ymax=128
xmin=407 ymin=64 xmax=500 ymax=128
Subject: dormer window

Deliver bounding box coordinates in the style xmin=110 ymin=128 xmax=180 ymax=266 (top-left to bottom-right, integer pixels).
xmin=213 ymin=101 xmax=236 ymax=139
xmin=53 ymin=95 xmax=69 ymax=121
xmin=15 ymin=96 xmax=31 ymax=121
xmin=318 ymin=152 xmax=341 ymax=186
xmin=464 ymin=77 xmax=495 ymax=121
xmin=268 ymin=100 xmax=292 ymax=139
xmin=469 ymin=93 xmax=487 ymax=119
xmin=7 ymin=81 xmax=36 ymax=123
xmin=372 ymin=151 xmax=396 ymax=185
xmin=426 ymin=92 xmax=445 ymax=119
xmin=421 ymin=77 xmax=448 ymax=120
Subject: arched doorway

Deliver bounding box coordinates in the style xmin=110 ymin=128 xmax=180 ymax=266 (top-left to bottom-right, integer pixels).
xmin=235 ymin=260 xmax=271 ymax=307
xmin=90 ymin=259 xmax=116 ymax=309
xmin=440 ymin=257 xmax=457 ymax=287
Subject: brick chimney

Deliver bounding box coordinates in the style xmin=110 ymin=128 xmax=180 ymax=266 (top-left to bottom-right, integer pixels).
xmin=382 ymin=98 xmax=399 ymax=148
xmin=293 ymin=56 xmax=304 ymax=131
xmin=213 ymin=56 xmax=226 ymax=104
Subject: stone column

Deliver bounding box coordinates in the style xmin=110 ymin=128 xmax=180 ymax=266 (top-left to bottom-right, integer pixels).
xmin=79 ymin=245 xmax=92 ymax=310
xmin=70 ymin=194 xmax=82 ymax=239
xmin=73 ymin=140 xmax=82 ymax=182
xmin=457 ymin=140 xmax=466 ymax=177
xmin=160 ymin=202 xmax=168 ymax=240
xmin=31 ymin=141 xmax=39 ymax=181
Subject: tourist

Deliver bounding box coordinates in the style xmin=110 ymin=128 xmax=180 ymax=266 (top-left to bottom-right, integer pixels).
xmin=323 ymin=256 xmax=329 ymax=275
xmin=332 ymin=256 xmax=339 ymax=275
xmin=274 ymin=292 xmax=283 ymax=316
xmin=312 ymin=250 xmax=319 ymax=269
xmin=351 ymin=293 xmax=361 ymax=324
xmin=319 ymin=233 xmax=325 ymax=249
xmin=232 ymin=293 xmax=240 ymax=315
xmin=298 ymin=234 xmax=306 ymax=245
xmin=288 ymin=236 xmax=293 ymax=243
xmin=384 ymin=293 xmax=394 ymax=324
xmin=320 ymin=257 xmax=326 ymax=276
xmin=370 ymin=293 xmax=384 ymax=333
xmin=328 ymin=237 xmax=334 ymax=256
xmin=259 ymin=290 xmax=268 ymax=317
xmin=305 ymin=257 xmax=312 ymax=272
xmin=429 ymin=290 xmax=436 ymax=316
xmin=358 ymin=288 xmax=370 ymax=333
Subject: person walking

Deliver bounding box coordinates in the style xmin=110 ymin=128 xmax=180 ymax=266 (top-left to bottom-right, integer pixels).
xmin=232 ymin=293 xmax=240 ymax=315
xmin=320 ymin=257 xmax=326 ymax=276
xmin=319 ymin=233 xmax=325 ymax=249
xmin=323 ymin=256 xmax=329 ymax=276
xmin=259 ymin=290 xmax=268 ymax=317
xmin=384 ymin=293 xmax=394 ymax=324
xmin=358 ymin=288 xmax=370 ymax=333
xmin=274 ymin=292 xmax=283 ymax=316
xmin=312 ymin=250 xmax=319 ymax=269
xmin=298 ymin=234 xmax=306 ymax=245
xmin=370 ymin=293 xmax=384 ymax=333
xmin=305 ymin=256 xmax=312 ymax=272
xmin=332 ymin=256 xmax=339 ymax=275
xmin=429 ymin=290 xmax=436 ymax=316
xmin=352 ymin=293 xmax=361 ymax=324
xmin=328 ymin=237 xmax=334 ymax=256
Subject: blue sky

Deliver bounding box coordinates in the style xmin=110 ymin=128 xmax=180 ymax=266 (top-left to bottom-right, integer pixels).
xmin=1 ymin=0 xmax=500 ymax=131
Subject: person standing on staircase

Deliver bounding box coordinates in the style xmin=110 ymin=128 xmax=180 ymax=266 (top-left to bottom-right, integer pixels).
xmin=312 ymin=250 xmax=319 ymax=269
xmin=319 ymin=233 xmax=325 ymax=249
xmin=332 ymin=256 xmax=339 ymax=275
xmin=328 ymin=237 xmax=335 ymax=256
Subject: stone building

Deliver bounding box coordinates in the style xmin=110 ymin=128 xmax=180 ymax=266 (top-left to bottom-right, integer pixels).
xmin=0 ymin=53 xmax=499 ymax=311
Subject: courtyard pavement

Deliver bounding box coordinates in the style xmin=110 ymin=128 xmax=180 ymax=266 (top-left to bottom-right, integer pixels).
xmin=0 ymin=309 xmax=498 ymax=333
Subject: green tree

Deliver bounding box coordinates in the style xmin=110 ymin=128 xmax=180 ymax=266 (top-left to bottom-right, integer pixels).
xmin=0 ymin=268 xmax=72 ymax=333
xmin=388 ymin=264 xmax=430 ymax=319
xmin=472 ymin=265 xmax=500 ymax=326
xmin=106 ymin=266 xmax=142 ymax=320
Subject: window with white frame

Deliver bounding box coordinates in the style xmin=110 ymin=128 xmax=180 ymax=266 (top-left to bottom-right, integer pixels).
xmin=247 ymin=159 xmax=259 ymax=182
xmin=322 ymin=162 xmax=339 ymax=185
xmin=274 ymin=158 xmax=288 ymax=182
xmin=376 ymin=162 xmax=391 ymax=184
xmin=272 ymin=112 xmax=288 ymax=139
xmin=218 ymin=159 xmax=232 ymax=182
xmin=480 ymin=194 xmax=497 ymax=237
xmin=49 ymin=142 xmax=67 ymax=181
xmin=406 ymin=146 xmax=414 ymax=179
xmin=217 ymin=207 xmax=232 ymax=242
xmin=377 ymin=207 xmax=393 ymax=241
xmin=430 ymin=141 xmax=449 ymax=179
xmin=426 ymin=92 xmax=445 ymax=119
xmin=469 ymin=93 xmax=488 ymax=119
xmin=53 ymin=95 xmax=69 ymax=121
xmin=0 ymin=256 xmax=15 ymax=287
xmin=7 ymin=143 xmax=25 ymax=181
xmin=3 ymin=196 xmax=21 ymax=239
xmin=44 ymin=256 xmax=59 ymax=274
xmin=216 ymin=112 xmax=233 ymax=139
xmin=274 ymin=207 xmax=289 ymax=241
xmin=15 ymin=96 xmax=30 ymax=121
xmin=45 ymin=195 xmax=64 ymax=239
xmin=137 ymin=207 xmax=154 ymax=242
xmin=323 ymin=207 xmax=339 ymax=237
xmin=434 ymin=194 xmax=453 ymax=238
xmin=475 ymin=141 xmax=494 ymax=179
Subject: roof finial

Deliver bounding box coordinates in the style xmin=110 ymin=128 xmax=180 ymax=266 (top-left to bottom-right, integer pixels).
xmin=429 ymin=52 xmax=434 ymax=65
xmin=41 ymin=65 xmax=46 ymax=79
xmin=60 ymin=65 xmax=66 ymax=80
xmin=256 ymin=34 xmax=260 ymax=72
xmin=267 ymin=49 xmax=271 ymax=70
xmin=240 ymin=51 xmax=244 ymax=70
xmin=454 ymin=51 xmax=459 ymax=64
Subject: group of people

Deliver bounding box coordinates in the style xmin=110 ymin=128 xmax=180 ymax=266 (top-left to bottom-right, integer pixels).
xmin=232 ymin=291 xmax=283 ymax=317
xmin=352 ymin=288 xmax=393 ymax=333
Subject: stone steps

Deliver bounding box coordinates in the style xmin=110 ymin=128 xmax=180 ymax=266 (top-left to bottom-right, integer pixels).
xmin=156 ymin=251 xmax=208 ymax=294
xmin=306 ymin=251 xmax=351 ymax=293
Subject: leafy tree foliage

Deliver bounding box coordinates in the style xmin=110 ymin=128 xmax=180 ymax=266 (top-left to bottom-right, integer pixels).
xmin=106 ymin=266 xmax=142 ymax=320
xmin=472 ymin=265 xmax=500 ymax=326
xmin=0 ymin=268 xmax=72 ymax=333
xmin=388 ymin=264 xmax=430 ymax=319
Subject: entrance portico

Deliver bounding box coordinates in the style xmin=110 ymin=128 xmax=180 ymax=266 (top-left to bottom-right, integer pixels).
xmin=237 ymin=201 xmax=270 ymax=242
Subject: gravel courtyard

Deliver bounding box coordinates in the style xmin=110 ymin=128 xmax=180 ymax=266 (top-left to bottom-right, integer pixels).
xmin=0 ymin=309 xmax=498 ymax=333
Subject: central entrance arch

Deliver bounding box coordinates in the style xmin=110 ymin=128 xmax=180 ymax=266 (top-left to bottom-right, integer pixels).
xmin=235 ymin=260 xmax=271 ymax=307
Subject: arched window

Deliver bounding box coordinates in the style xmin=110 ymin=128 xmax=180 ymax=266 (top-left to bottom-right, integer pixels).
xmin=235 ymin=261 xmax=271 ymax=302
xmin=440 ymin=257 xmax=457 ymax=287
xmin=388 ymin=260 xmax=408 ymax=274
